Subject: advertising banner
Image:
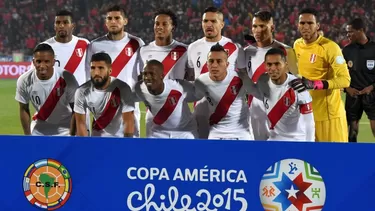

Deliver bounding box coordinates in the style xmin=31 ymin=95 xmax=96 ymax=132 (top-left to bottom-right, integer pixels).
xmin=0 ymin=62 xmax=31 ymax=79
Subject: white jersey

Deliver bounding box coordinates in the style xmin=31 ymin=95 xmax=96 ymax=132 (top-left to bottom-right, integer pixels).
xmin=244 ymin=40 xmax=298 ymax=140
xmin=134 ymin=79 xmax=197 ymax=138
xmin=74 ymin=77 xmax=135 ymax=137
xmin=15 ymin=68 xmax=78 ymax=135
xmin=195 ymin=70 xmax=253 ymax=140
xmin=138 ymin=40 xmax=189 ymax=79
xmin=253 ymin=74 xmax=314 ymax=141
xmin=87 ymin=33 xmax=145 ymax=137
xmin=42 ymin=35 xmax=90 ymax=86
xmin=187 ymin=36 xmax=246 ymax=79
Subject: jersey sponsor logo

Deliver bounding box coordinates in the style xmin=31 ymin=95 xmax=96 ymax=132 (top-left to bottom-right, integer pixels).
xmin=309 ymin=54 xmax=317 ymax=63
xmin=347 ymin=60 xmax=353 ymax=68
xmin=260 ymin=158 xmax=326 ymax=211
xmin=75 ymin=48 xmax=84 ymax=58
xmin=335 ymin=56 xmax=345 ymax=65
xmin=23 ymin=159 xmax=72 ymax=210
xmin=366 ymin=60 xmax=375 ymax=70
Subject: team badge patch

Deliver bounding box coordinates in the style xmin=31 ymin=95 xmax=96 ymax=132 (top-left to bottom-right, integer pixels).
xmin=111 ymin=98 xmax=119 ymax=108
xmin=225 ymin=49 xmax=230 ymax=54
xmin=171 ymin=51 xmax=179 ymax=60
xmin=367 ymin=60 xmax=375 ymax=70
xmin=284 ymin=96 xmax=291 ymax=106
xmin=23 ymin=159 xmax=72 ymax=210
xmin=347 ymin=60 xmax=353 ymax=68
xmin=231 ymin=85 xmax=238 ymax=95
xmin=125 ymin=47 xmax=133 ymax=56
xmin=75 ymin=48 xmax=83 ymax=57
xmin=309 ymin=54 xmax=317 ymax=63
xmin=169 ymin=97 xmax=177 ymax=105
xmin=335 ymin=56 xmax=345 ymax=64
xmin=260 ymin=158 xmax=326 ymax=211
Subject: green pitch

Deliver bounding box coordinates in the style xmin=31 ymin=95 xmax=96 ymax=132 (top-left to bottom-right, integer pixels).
xmin=1 ymin=79 xmax=373 ymax=142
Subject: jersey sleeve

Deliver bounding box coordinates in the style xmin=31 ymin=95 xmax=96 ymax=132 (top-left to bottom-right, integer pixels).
xmin=236 ymin=44 xmax=247 ymax=69
xmin=15 ymin=76 xmax=29 ymax=104
xmin=187 ymin=44 xmax=194 ymax=69
xmin=85 ymin=43 xmax=94 ymax=78
xmin=178 ymin=79 xmax=200 ymax=102
xmin=131 ymin=48 xmax=143 ymax=89
xmin=325 ymin=42 xmax=351 ymax=89
xmin=120 ymin=83 xmax=135 ymax=113
xmin=73 ymin=88 xmax=87 ymax=114
xmin=63 ymin=71 xmax=79 ymax=104
xmin=286 ymin=48 xmax=299 ymax=75
xmin=297 ymin=90 xmax=313 ymax=114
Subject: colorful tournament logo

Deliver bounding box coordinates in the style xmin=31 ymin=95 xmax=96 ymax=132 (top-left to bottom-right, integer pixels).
xmin=259 ymin=159 xmax=326 ymax=211
xmin=23 ymin=159 xmax=72 ymax=210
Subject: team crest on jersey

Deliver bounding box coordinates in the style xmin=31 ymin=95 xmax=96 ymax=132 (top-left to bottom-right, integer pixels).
xmin=110 ymin=98 xmax=119 ymax=108
xmin=309 ymin=54 xmax=317 ymax=63
xmin=367 ymin=60 xmax=375 ymax=70
xmin=284 ymin=96 xmax=291 ymax=106
xmin=56 ymin=88 xmax=62 ymax=97
xmin=171 ymin=51 xmax=179 ymax=60
xmin=75 ymin=48 xmax=84 ymax=58
xmin=169 ymin=97 xmax=177 ymax=105
xmin=225 ymin=49 xmax=230 ymax=54
xmin=125 ymin=47 xmax=133 ymax=56
xmin=231 ymin=85 xmax=238 ymax=95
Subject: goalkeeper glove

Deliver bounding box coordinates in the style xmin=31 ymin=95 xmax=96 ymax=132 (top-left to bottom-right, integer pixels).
xmin=289 ymin=77 xmax=328 ymax=93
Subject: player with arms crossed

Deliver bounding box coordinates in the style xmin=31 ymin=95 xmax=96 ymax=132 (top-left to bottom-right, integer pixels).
xmin=74 ymin=52 xmax=135 ymax=137
xmin=188 ymin=6 xmax=246 ymax=139
xmin=134 ymin=60 xmax=198 ymax=139
xmin=240 ymin=48 xmax=314 ymax=141
xmin=291 ymin=8 xmax=350 ymax=142
xmin=244 ymin=10 xmax=298 ymax=140
xmin=343 ymin=18 xmax=375 ymax=141
xmin=87 ymin=4 xmax=145 ymax=137
xmin=16 ymin=43 xmax=79 ymax=136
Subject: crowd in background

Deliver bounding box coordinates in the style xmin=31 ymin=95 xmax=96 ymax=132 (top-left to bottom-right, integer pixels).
xmin=1 ymin=0 xmax=375 ymax=56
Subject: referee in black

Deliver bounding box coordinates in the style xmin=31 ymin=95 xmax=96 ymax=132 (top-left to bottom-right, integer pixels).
xmin=342 ymin=17 xmax=375 ymax=142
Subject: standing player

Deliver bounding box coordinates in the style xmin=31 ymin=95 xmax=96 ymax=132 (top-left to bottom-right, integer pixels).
xmin=187 ymin=6 xmax=246 ymax=139
xmin=342 ymin=18 xmax=375 ymax=141
xmin=194 ymin=44 xmax=255 ymax=140
xmin=291 ymin=8 xmax=350 ymax=142
xmin=74 ymin=52 xmax=135 ymax=137
xmin=15 ymin=43 xmax=79 ymax=136
xmin=87 ymin=4 xmax=145 ymax=137
xmin=134 ymin=60 xmax=198 ymax=139
xmin=241 ymin=48 xmax=315 ymax=141
xmin=244 ymin=11 xmax=298 ymax=140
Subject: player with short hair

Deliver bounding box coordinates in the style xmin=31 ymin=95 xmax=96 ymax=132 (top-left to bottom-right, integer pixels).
xmin=16 ymin=43 xmax=79 ymax=136
xmin=343 ymin=17 xmax=375 ymax=141
xmin=86 ymin=4 xmax=145 ymax=137
xmin=241 ymin=48 xmax=315 ymax=141
xmin=290 ymin=8 xmax=350 ymax=142
xmin=244 ymin=10 xmax=298 ymax=140
xmin=74 ymin=52 xmax=135 ymax=137
xmin=188 ymin=6 xmax=246 ymax=139
xmin=134 ymin=60 xmax=198 ymax=139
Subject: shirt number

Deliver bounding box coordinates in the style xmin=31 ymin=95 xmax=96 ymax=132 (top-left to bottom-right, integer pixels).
xmin=196 ymin=56 xmax=201 ymax=68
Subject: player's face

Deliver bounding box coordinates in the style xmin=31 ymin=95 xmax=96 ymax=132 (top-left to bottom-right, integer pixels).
xmin=143 ymin=64 xmax=164 ymax=90
xmin=33 ymin=52 xmax=55 ymax=80
xmin=54 ymin=16 xmax=74 ymax=38
xmin=202 ymin=12 xmax=224 ymax=39
xmin=207 ymin=51 xmax=229 ymax=79
xmin=252 ymin=17 xmax=274 ymax=43
xmin=106 ymin=11 xmax=127 ymax=34
xmin=298 ymin=14 xmax=320 ymax=41
xmin=154 ymin=14 xmax=174 ymax=39
xmin=346 ymin=25 xmax=360 ymax=43
xmin=265 ymin=54 xmax=288 ymax=81
xmin=90 ymin=61 xmax=111 ymax=88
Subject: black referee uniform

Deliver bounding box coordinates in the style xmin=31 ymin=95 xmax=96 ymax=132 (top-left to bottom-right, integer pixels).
xmin=342 ymin=38 xmax=375 ymax=123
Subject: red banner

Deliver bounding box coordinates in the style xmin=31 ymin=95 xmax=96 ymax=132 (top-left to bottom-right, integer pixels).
xmin=0 ymin=62 xmax=31 ymax=79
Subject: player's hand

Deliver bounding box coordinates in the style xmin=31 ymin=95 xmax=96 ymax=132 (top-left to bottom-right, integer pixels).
xmin=289 ymin=77 xmax=324 ymax=92
xmin=345 ymin=87 xmax=360 ymax=97
xmin=289 ymin=78 xmax=307 ymax=93
xmin=359 ymin=85 xmax=374 ymax=95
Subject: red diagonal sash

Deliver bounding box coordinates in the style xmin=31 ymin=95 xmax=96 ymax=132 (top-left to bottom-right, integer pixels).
xmin=32 ymin=77 xmax=66 ymax=121
xmin=200 ymin=42 xmax=237 ymax=75
xmin=64 ymin=39 xmax=88 ymax=74
xmin=209 ymin=76 xmax=242 ymax=126
xmin=162 ymin=45 xmax=187 ymax=76
xmin=153 ymin=90 xmax=182 ymax=125
xmin=247 ymin=62 xmax=266 ymax=107
xmin=111 ymin=39 xmax=140 ymax=77
xmin=267 ymin=88 xmax=296 ymax=129
xmin=92 ymin=88 xmax=121 ymax=130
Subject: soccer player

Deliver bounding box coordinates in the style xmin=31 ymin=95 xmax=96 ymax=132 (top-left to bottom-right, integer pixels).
xmin=15 ymin=43 xmax=79 ymax=136
xmin=87 ymin=4 xmax=145 ymax=137
xmin=291 ymin=8 xmax=350 ymax=142
xmin=187 ymin=6 xmax=246 ymax=139
xmin=134 ymin=60 xmax=198 ymax=139
xmin=241 ymin=48 xmax=315 ymax=141
xmin=244 ymin=10 xmax=298 ymax=141
xmin=342 ymin=18 xmax=375 ymax=141
xmin=194 ymin=44 xmax=254 ymax=140
xmin=74 ymin=52 xmax=135 ymax=137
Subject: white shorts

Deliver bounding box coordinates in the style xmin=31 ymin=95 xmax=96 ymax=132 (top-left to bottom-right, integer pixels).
xmin=148 ymin=130 xmax=197 ymax=139
xmin=208 ymin=129 xmax=254 ymax=140
xmin=31 ymin=120 xmax=70 ymax=136
xmin=193 ymin=99 xmax=209 ymax=139
xmin=145 ymin=111 xmax=153 ymax=138
xmin=249 ymin=98 xmax=269 ymax=140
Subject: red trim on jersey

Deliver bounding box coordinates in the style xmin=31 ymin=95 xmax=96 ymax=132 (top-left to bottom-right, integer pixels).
xmin=64 ymin=39 xmax=88 ymax=74
xmin=92 ymin=88 xmax=121 ymax=131
xmin=32 ymin=77 xmax=66 ymax=121
xmin=300 ymin=102 xmax=313 ymax=114
xmin=209 ymin=76 xmax=243 ymax=126
xmin=267 ymin=88 xmax=296 ymax=129
xmin=153 ymin=90 xmax=182 ymax=125
xmin=162 ymin=45 xmax=187 ymax=76
xmin=200 ymin=42 xmax=237 ymax=75
xmin=111 ymin=39 xmax=140 ymax=77
xmin=247 ymin=62 xmax=266 ymax=107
